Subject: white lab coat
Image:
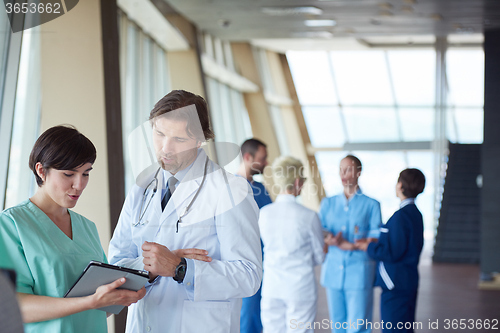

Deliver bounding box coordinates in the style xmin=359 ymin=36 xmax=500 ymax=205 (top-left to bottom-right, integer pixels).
xmin=259 ymin=194 xmax=325 ymax=301
xmin=109 ymin=149 xmax=262 ymax=333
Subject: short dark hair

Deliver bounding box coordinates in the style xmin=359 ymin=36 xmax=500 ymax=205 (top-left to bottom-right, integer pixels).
xmin=343 ymin=155 xmax=362 ymax=172
xmin=149 ymin=90 xmax=215 ymax=141
xmin=29 ymin=125 xmax=97 ymax=187
xmin=241 ymin=138 xmax=267 ymax=157
xmin=398 ymin=168 xmax=425 ymax=198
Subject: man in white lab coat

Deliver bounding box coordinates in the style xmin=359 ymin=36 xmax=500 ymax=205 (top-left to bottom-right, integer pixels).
xmin=259 ymin=156 xmax=325 ymax=333
xmin=109 ymin=90 xmax=262 ymax=333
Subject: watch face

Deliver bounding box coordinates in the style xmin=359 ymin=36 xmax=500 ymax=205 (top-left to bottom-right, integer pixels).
xmin=174 ymin=260 xmax=187 ymax=282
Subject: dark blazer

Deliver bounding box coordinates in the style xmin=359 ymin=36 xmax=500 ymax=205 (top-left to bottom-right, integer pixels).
xmin=367 ymin=203 xmax=424 ymax=291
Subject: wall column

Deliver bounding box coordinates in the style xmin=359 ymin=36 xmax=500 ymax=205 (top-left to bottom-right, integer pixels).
xmin=481 ymin=29 xmax=500 ymax=284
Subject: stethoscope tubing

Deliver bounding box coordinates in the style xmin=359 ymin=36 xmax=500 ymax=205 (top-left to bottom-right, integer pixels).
xmin=134 ymin=157 xmax=209 ymax=227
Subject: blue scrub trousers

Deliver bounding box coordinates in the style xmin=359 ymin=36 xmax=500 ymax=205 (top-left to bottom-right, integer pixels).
xmin=326 ymin=288 xmax=373 ymax=333
xmin=380 ymin=289 xmax=417 ymax=333
xmin=241 ymin=285 xmax=262 ymax=333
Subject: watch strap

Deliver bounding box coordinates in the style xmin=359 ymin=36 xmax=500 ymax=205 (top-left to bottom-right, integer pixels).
xmin=173 ymin=257 xmax=187 ymax=283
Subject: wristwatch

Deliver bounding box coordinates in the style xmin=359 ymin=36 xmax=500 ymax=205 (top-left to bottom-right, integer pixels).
xmin=173 ymin=257 xmax=187 ymax=283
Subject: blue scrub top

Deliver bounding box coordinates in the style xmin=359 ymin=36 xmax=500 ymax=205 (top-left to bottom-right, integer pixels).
xmin=249 ymin=180 xmax=272 ymax=209
xmin=319 ymin=189 xmax=381 ymax=290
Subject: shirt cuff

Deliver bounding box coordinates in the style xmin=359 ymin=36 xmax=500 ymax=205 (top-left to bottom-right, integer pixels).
xmin=145 ymin=274 xmax=160 ymax=288
xmin=183 ymin=258 xmax=195 ymax=300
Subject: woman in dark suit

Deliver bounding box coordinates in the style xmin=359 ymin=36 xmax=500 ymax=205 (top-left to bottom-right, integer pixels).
xmin=357 ymin=168 xmax=425 ymax=333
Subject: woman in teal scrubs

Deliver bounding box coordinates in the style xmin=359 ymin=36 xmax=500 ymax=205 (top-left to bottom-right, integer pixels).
xmin=0 ymin=125 xmax=146 ymax=333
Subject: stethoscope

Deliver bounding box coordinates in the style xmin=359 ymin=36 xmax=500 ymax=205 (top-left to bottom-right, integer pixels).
xmin=134 ymin=156 xmax=209 ymax=232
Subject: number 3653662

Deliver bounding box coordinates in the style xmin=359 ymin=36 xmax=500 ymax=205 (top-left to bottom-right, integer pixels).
xmin=5 ymin=2 xmax=62 ymax=14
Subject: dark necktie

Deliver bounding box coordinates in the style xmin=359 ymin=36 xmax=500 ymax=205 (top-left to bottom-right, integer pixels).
xmin=161 ymin=177 xmax=178 ymax=211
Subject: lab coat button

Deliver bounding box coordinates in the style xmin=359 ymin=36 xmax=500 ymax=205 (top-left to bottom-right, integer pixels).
xmin=146 ymin=326 xmax=151 ymax=332
xmin=186 ymin=282 xmax=191 ymax=286
xmin=339 ymin=265 xmax=344 ymax=270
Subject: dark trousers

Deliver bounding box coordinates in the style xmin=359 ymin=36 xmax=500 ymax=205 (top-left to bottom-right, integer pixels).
xmin=240 ymin=285 xmax=262 ymax=333
xmin=380 ymin=289 xmax=418 ymax=333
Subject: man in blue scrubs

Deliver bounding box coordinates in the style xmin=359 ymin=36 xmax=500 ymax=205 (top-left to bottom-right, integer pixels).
xmin=237 ymin=138 xmax=272 ymax=333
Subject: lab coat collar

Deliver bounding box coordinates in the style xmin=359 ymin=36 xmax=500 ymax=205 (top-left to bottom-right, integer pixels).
xmin=400 ymin=198 xmax=415 ymax=208
xmin=275 ymin=194 xmax=296 ymax=203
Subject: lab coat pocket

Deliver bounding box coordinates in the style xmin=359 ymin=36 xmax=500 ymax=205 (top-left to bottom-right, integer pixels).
xmin=180 ymin=300 xmax=232 ymax=333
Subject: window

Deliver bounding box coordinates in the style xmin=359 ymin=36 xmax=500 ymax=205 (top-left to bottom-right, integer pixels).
xmin=288 ymin=47 xmax=484 ymax=239
xmin=5 ymin=27 xmax=41 ymax=208
xmin=202 ymin=34 xmax=253 ymax=173
xmin=119 ymin=11 xmax=171 ymax=191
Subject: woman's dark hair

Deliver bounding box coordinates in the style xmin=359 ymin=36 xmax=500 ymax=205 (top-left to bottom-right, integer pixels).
xmin=29 ymin=125 xmax=97 ymax=186
xmin=398 ymin=168 xmax=426 ymax=198
xmin=149 ymin=90 xmax=215 ymax=141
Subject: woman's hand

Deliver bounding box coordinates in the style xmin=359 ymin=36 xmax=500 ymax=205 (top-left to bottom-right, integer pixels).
xmin=17 ymin=279 xmax=146 ymax=323
xmin=325 ymin=231 xmax=358 ymax=251
xmin=89 ymin=278 xmax=146 ymax=309
xmin=325 ymin=231 xmax=349 ymax=247
xmin=324 ymin=232 xmax=342 ymax=246
xmin=355 ymin=238 xmax=377 ymax=251
xmin=172 ymin=248 xmax=212 ymax=262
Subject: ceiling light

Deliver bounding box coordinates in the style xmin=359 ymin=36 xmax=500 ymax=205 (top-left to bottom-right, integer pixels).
xmin=304 ymin=19 xmax=337 ymax=27
xmin=261 ymin=6 xmax=323 ymax=16
xmin=292 ymin=31 xmax=333 ymax=38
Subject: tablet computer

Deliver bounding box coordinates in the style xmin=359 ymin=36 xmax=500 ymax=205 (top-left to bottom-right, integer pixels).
xmin=64 ymin=261 xmax=149 ymax=314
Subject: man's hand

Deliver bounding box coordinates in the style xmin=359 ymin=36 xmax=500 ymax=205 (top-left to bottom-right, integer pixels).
xmin=142 ymin=241 xmax=181 ymax=280
xmin=172 ymin=248 xmax=212 ymax=262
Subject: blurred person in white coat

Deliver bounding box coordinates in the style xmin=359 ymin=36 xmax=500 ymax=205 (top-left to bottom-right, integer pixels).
xmin=109 ymin=90 xmax=262 ymax=333
xmin=259 ymin=156 xmax=325 ymax=333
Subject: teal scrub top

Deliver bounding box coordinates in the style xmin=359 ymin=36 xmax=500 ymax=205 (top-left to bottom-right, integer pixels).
xmin=0 ymin=200 xmax=108 ymax=333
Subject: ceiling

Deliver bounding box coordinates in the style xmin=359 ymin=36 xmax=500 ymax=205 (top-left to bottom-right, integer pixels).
xmin=163 ymin=0 xmax=499 ymax=51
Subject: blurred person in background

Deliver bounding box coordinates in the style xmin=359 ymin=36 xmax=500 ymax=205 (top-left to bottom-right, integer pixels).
xmin=357 ymin=168 xmax=425 ymax=333
xmin=259 ymin=156 xmax=324 ymax=333
xmin=237 ymin=138 xmax=273 ymax=333
xmin=319 ymin=155 xmax=381 ymax=333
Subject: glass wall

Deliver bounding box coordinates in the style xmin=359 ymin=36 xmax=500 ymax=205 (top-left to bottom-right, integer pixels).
xmin=0 ymin=7 xmax=42 ymax=210
xmin=253 ymin=47 xmax=290 ymax=156
xmin=287 ymin=47 xmax=484 ymax=239
xmin=202 ymin=34 xmax=253 ymax=173
xmin=119 ymin=11 xmax=171 ymax=191
xmin=5 ymin=27 xmax=41 ymax=208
